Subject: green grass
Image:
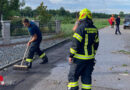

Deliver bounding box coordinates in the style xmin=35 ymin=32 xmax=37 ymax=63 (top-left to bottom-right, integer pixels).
xmin=93 ymin=18 xmax=109 ymax=29
xmin=61 ymin=18 xmax=110 ymax=37
xmin=122 ymin=64 xmax=128 ymax=67
xmin=117 ymin=50 xmax=130 ymax=54
xmin=120 ymin=18 xmax=124 ymax=25
xmin=61 ymin=24 xmax=74 ymax=38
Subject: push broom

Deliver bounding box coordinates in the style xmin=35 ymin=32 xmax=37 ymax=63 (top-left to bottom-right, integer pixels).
xmin=13 ymin=46 xmax=29 ymax=70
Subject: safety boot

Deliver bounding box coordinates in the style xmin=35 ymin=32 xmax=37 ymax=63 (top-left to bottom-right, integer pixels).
xmin=26 ymin=62 xmax=32 ymax=69
xmin=40 ymin=55 xmax=48 ymax=64
xmin=67 ymin=87 xmax=79 ymax=90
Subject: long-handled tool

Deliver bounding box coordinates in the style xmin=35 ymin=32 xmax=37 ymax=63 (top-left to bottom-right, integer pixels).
xmin=13 ymin=46 xmax=29 ymax=70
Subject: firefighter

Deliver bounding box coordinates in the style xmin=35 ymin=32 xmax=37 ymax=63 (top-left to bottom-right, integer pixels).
xmin=22 ymin=18 xmax=48 ymax=69
xmin=67 ymin=8 xmax=99 ymax=90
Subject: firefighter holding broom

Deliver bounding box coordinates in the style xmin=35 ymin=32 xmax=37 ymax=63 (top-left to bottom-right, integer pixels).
xmin=67 ymin=8 xmax=99 ymax=90
xmin=22 ymin=18 xmax=48 ymax=69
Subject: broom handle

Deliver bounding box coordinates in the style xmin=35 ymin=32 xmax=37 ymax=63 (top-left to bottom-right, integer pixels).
xmin=20 ymin=46 xmax=29 ymax=65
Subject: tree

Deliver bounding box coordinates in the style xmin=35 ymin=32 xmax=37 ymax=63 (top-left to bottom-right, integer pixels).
xmin=0 ymin=0 xmax=22 ymax=20
xmin=19 ymin=0 xmax=25 ymax=8
xmin=36 ymin=2 xmax=51 ymax=24
xmin=119 ymin=11 xmax=124 ymax=17
xmin=20 ymin=6 xmax=33 ymax=17
xmin=58 ymin=7 xmax=66 ymax=16
xmin=0 ymin=0 xmax=23 ymax=31
xmin=0 ymin=0 xmax=9 ymax=31
xmin=0 ymin=0 xmax=9 ymax=20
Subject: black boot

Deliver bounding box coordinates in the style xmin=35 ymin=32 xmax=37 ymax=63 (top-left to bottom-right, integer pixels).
xmin=67 ymin=87 xmax=79 ymax=90
xmin=26 ymin=62 xmax=32 ymax=69
xmin=40 ymin=56 xmax=48 ymax=64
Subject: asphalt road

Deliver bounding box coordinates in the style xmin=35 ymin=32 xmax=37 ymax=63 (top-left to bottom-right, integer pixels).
xmin=1 ymin=25 xmax=130 ymax=90
xmin=0 ymin=42 xmax=70 ymax=90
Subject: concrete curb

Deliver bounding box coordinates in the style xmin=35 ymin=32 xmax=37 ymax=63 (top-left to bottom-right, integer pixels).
xmin=0 ymin=35 xmax=55 ymax=47
xmin=0 ymin=38 xmax=70 ymax=71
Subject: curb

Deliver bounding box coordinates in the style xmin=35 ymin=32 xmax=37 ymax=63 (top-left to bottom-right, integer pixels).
xmin=0 ymin=35 xmax=56 ymax=47
xmin=0 ymin=38 xmax=70 ymax=71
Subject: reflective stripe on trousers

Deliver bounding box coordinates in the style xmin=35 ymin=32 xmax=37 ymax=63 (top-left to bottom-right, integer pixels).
xmin=68 ymin=81 xmax=78 ymax=88
xmin=82 ymin=84 xmax=92 ymax=90
xmin=40 ymin=53 xmax=46 ymax=58
xmin=26 ymin=58 xmax=33 ymax=62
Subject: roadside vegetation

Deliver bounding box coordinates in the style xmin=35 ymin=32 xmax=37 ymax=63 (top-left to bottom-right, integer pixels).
xmin=61 ymin=18 xmax=110 ymax=37
xmin=0 ymin=0 xmax=125 ymax=38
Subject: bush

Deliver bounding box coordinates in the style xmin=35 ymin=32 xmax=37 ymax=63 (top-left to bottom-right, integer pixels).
xmin=51 ymin=15 xmax=75 ymax=24
xmin=10 ymin=17 xmax=28 ymax=36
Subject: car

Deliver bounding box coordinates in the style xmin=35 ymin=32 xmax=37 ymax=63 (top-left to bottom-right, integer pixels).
xmin=124 ymin=15 xmax=130 ymax=29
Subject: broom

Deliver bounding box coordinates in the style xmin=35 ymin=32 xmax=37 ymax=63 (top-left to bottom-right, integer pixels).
xmin=13 ymin=46 xmax=29 ymax=70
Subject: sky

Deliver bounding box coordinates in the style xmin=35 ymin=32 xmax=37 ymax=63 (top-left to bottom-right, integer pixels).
xmin=23 ymin=0 xmax=130 ymax=14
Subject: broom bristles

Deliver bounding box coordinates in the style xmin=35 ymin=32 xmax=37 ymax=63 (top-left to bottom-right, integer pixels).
xmin=13 ymin=65 xmax=28 ymax=71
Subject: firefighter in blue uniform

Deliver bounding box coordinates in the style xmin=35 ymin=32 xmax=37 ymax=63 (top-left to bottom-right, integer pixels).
xmin=68 ymin=8 xmax=99 ymax=90
xmin=22 ymin=18 xmax=48 ymax=69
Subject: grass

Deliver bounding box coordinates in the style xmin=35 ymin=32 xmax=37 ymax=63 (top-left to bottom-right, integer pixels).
xmin=61 ymin=24 xmax=74 ymax=38
xmin=61 ymin=18 xmax=110 ymax=37
xmin=93 ymin=18 xmax=109 ymax=29
xmin=114 ymin=50 xmax=130 ymax=55
xmin=120 ymin=18 xmax=124 ymax=25
xmin=122 ymin=64 xmax=128 ymax=67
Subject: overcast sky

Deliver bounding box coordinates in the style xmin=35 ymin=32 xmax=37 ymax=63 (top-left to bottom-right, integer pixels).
xmin=23 ymin=0 xmax=130 ymax=14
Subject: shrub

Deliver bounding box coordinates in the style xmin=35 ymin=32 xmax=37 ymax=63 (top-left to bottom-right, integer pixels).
xmin=10 ymin=17 xmax=28 ymax=36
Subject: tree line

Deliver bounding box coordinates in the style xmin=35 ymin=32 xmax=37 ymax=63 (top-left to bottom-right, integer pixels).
xmin=0 ymin=0 xmax=126 ymax=24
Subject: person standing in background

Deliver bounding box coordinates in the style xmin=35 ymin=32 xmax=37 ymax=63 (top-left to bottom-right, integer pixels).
xmin=110 ymin=14 xmax=115 ymax=28
xmin=115 ymin=16 xmax=121 ymax=35
xmin=72 ymin=13 xmax=79 ymax=32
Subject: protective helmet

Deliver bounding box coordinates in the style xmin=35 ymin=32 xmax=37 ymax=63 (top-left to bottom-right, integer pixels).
xmin=79 ymin=8 xmax=92 ymax=20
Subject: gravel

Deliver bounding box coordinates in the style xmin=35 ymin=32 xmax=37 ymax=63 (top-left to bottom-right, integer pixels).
xmin=0 ymin=37 xmax=68 ymax=68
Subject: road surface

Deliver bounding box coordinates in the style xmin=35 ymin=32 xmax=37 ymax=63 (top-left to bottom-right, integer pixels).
xmin=1 ymin=26 xmax=130 ymax=90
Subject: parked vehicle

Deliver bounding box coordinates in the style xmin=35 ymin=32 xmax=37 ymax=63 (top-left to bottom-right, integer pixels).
xmin=124 ymin=15 xmax=130 ymax=29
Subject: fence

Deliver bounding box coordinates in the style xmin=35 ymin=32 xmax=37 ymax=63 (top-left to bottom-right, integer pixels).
xmin=40 ymin=21 xmax=56 ymax=34
xmin=10 ymin=25 xmax=28 ymax=36
xmin=0 ymin=20 xmax=61 ymax=45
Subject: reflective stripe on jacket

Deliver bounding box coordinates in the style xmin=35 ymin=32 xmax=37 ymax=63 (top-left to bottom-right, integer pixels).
xmin=70 ymin=19 xmax=99 ymax=60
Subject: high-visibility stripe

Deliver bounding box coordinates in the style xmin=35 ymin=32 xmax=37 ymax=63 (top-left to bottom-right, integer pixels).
xmin=40 ymin=53 xmax=45 ymax=58
xmin=26 ymin=59 xmax=33 ymax=62
xmin=92 ymin=45 xmax=94 ymax=56
xmin=70 ymin=48 xmax=77 ymax=54
xmin=73 ymin=33 xmax=83 ymax=42
xmin=82 ymin=84 xmax=92 ymax=89
xmin=74 ymin=54 xmax=94 ymax=60
xmin=95 ymin=50 xmax=97 ymax=54
xmin=95 ymin=35 xmax=99 ymax=43
xmin=87 ymin=30 xmax=97 ymax=33
xmin=84 ymin=34 xmax=88 ymax=55
xmin=95 ymin=37 xmax=99 ymax=42
xmin=85 ymin=28 xmax=97 ymax=31
xmin=85 ymin=28 xmax=97 ymax=33
xmin=67 ymin=81 xmax=78 ymax=88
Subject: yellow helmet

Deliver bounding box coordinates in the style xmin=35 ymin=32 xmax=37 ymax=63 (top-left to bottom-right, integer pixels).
xmin=79 ymin=8 xmax=92 ymax=20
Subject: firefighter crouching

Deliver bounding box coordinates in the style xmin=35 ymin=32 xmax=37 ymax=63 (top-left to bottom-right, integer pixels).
xmin=67 ymin=8 xmax=99 ymax=90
